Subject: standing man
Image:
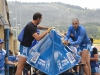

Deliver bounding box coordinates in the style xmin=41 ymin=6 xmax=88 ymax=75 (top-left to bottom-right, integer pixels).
xmin=63 ymin=18 xmax=91 ymax=75
xmin=16 ymin=12 xmax=52 ymax=75
xmin=90 ymin=38 xmax=99 ymax=75
xmin=0 ymin=39 xmax=17 ymax=75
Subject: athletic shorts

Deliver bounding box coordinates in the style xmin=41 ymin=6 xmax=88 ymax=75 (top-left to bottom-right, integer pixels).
xmin=91 ymin=66 xmax=99 ymax=74
xmin=78 ymin=43 xmax=91 ymax=53
xmin=0 ymin=70 xmax=5 ymax=75
xmin=20 ymin=45 xmax=30 ymax=58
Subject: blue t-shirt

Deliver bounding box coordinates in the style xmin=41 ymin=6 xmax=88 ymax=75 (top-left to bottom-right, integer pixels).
xmin=65 ymin=25 xmax=90 ymax=46
xmin=8 ymin=55 xmax=16 ymax=62
xmin=8 ymin=55 xmax=16 ymax=67
xmin=0 ymin=49 xmax=6 ymax=70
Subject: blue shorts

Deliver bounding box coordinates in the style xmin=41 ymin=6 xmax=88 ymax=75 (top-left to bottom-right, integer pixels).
xmin=20 ymin=45 xmax=30 ymax=58
xmin=91 ymin=66 xmax=99 ymax=74
xmin=0 ymin=70 xmax=5 ymax=75
xmin=78 ymin=43 xmax=91 ymax=52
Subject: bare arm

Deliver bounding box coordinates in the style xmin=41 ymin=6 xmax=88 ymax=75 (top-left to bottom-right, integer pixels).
xmin=90 ymin=54 xmax=98 ymax=61
xmin=32 ymin=27 xmax=52 ymax=41
xmin=5 ymin=57 xmax=15 ymax=65
xmin=37 ymin=25 xmax=48 ymax=30
xmin=32 ymin=31 xmax=48 ymax=41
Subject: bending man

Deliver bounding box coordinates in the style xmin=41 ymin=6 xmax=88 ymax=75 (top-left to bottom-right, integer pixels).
xmin=63 ymin=18 xmax=91 ymax=75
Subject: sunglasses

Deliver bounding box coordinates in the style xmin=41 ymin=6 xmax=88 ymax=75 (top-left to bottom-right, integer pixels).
xmin=72 ymin=23 xmax=78 ymax=25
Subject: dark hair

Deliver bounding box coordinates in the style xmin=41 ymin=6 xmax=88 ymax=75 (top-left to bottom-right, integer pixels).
xmin=33 ymin=12 xmax=42 ymax=20
xmin=9 ymin=51 xmax=13 ymax=54
xmin=15 ymin=53 xmax=18 ymax=55
xmin=90 ymin=38 xmax=93 ymax=44
xmin=9 ymin=50 xmax=11 ymax=52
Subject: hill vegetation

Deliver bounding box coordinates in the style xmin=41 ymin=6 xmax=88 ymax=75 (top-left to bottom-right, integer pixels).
xmin=8 ymin=1 xmax=100 ymax=39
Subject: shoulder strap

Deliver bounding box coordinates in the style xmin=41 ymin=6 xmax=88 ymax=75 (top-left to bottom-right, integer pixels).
xmin=22 ymin=23 xmax=32 ymax=42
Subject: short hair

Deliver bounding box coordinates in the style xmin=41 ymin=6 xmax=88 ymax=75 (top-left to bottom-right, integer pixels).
xmin=90 ymin=38 xmax=93 ymax=44
xmin=33 ymin=12 xmax=42 ymax=20
xmin=72 ymin=18 xmax=79 ymax=22
xmin=9 ymin=51 xmax=13 ymax=54
xmin=9 ymin=50 xmax=11 ymax=52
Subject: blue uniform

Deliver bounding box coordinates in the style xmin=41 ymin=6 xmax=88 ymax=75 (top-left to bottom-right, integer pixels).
xmin=0 ymin=49 xmax=6 ymax=75
xmin=90 ymin=46 xmax=99 ymax=73
xmin=65 ymin=25 xmax=91 ymax=51
xmin=8 ymin=55 xmax=16 ymax=62
xmin=91 ymin=53 xmax=99 ymax=67
xmin=8 ymin=55 xmax=16 ymax=67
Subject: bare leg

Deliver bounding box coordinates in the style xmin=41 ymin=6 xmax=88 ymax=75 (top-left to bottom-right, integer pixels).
xmin=76 ymin=66 xmax=79 ymax=73
xmin=81 ymin=50 xmax=90 ymax=75
xmin=86 ymin=54 xmax=91 ymax=75
xmin=15 ymin=56 xmax=27 ymax=75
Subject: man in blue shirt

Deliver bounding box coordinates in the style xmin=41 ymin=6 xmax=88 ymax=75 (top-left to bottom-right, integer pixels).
xmin=0 ymin=39 xmax=17 ymax=75
xmin=63 ymin=18 xmax=91 ymax=75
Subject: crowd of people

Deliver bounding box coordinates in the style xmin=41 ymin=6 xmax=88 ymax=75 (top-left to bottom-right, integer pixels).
xmin=0 ymin=12 xmax=100 ymax=75
xmin=0 ymin=39 xmax=18 ymax=75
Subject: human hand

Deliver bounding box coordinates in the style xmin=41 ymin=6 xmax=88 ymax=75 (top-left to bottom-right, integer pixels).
xmin=62 ymin=40 xmax=70 ymax=45
xmin=47 ymin=27 xmax=55 ymax=33
xmin=50 ymin=26 xmax=55 ymax=29
xmin=47 ymin=28 xmax=52 ymax=33
xmin=14 ymin=62 xmax=18 ymax=66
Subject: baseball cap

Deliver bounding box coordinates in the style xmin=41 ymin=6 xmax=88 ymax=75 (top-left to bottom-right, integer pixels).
xmin=0 ymin=39 xmax=4 ymax=43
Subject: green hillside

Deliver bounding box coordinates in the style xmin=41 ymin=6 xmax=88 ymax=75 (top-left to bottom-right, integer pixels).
xmin=7 ymin=1 xmax=100 ymax=39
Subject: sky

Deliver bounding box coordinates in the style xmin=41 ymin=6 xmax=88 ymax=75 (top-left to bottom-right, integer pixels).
xmin=7 ymin=0 xmax=100 ymax=9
